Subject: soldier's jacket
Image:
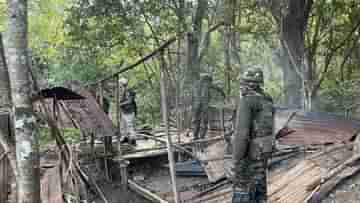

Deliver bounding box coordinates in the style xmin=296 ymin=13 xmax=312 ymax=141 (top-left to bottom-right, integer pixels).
xmin=120 ymin=88 xmax=137 ymax=115
xmin=233 ymin=88 xmax=274 ymax=164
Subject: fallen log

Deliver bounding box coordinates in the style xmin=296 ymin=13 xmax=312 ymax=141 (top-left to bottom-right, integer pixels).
xmin=306 ymin=153 xmax=360 ymax=192
xmin=308 ymin=160 xmax=360 ymax=203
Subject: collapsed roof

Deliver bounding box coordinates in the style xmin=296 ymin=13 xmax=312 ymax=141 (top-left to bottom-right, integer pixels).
xmin=274 ymin=107 xmax=360 ymax=145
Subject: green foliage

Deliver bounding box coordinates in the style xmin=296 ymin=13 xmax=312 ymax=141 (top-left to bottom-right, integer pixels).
xmin=320 ymin=77 xmax=360 ymax=116
xmin=39 ymin=127 xmax=81 ymax=149
xmin=2 ymin=0 xmax=360 ymax=125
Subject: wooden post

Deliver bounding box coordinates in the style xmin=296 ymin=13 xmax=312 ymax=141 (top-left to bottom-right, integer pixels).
xmin=98 ymin=83 xmax=104 ymax=108
xmin=53 ymin=97 xmax=58 ymax=121
xmin=221 ymin=106 xmax=225 ymax=132
xmin=119 ymin=159 xmax=129 ymax=190
xmin=90 ymin=131 xmax=95 ymax=160
xmin=103 ymin=140 xmax=110 ymax=181
xmin=116 ymin=75 xmax=122 ymax=156
xmin=99 ymin=83 xmax=110 ymax=181
xmin=159 ymin=52 xmax=180 ymax=203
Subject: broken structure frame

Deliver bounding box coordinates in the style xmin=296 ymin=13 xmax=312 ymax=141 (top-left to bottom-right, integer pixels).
xmin=84 ymin=32 xmax=227 ymax=203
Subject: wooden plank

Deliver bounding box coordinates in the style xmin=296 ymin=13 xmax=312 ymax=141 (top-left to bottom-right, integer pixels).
xmin=128 ymin=180 xmax=169 ymax=203
xmin=0 ymin=112 xmax=9 ymax=203
xmin=0 ymin=148 xmax=4 ymax=203
xmin=198 ymin=140 xmax=226 ymax=183
xmin=0 ymin=150 xmax=9 ymax=203
xmin=40 ymin=166 xmax=63 ymax=203
xmin=309 ymin=164 xmax=360 ymax=202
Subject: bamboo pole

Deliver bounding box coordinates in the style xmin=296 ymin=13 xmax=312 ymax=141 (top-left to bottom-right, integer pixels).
xmin=159 ymin=51 xmax=180 ymax=203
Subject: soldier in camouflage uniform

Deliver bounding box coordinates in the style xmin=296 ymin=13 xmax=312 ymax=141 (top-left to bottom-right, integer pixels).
xmin=230 ymin=68 xmax=274 ymax=203
xmin=192 ymin=73 xmax=224 ymax=140
xmin=119 ymin=77 xmax=138 ymax=145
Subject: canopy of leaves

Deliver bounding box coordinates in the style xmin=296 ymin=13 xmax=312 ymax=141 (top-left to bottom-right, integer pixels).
xmin=1 ymin=0 xmax=360 ymax=123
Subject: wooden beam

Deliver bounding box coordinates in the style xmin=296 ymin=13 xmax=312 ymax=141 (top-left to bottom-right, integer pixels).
xmin=159 ymin=51 xmax=180 ymax=203
xmin=309 ymin=163 xmax=360 ymax=202
xmin=307 ymin=153 xmax=360 ymax=191
xmin=139 ymin=133 xmax=197 ymax=162
xmin=128 ymin=180 xmax=168 ymax=203
xmin=87 ymin=36 xmax=178 ymax=87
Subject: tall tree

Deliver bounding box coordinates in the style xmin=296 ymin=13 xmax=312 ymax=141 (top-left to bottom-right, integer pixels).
xmin=187 ymin=0 xmax=208 ymax=85
xmin=0 ymin=34 xmax=11 ymax=110
xmin=223 ymin=0 xmax=237 ymax=96
xmin=263 ymin=0 xmax=312 ymax=109
xmin=0 ymin=32 xmax=17 ymax=181
xmin=5 ymin=0 xmax=40 ymax=202
xmin=281 ymin=0 xmax=311 ymax=109
xmin=265 ymin=0 xmax=360 ymax=110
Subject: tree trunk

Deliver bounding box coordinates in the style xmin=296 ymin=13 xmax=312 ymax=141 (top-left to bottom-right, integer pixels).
xmin=223 ymin=0 xmax=237 ymax=97
xmin=0 ymin=34 xmax=12 ymax=110
xmin=186 ymin=0 xmax=207 ymax=128
xmin=187 ymin=0 xmax=207 ymax=86
xmin=5 ymin=0 xmax=41 ymax=203
xmin=0 ymin=32 xmax=18 ymax=186
xmin=280 ymin=0 xmax=311 ymax=109
xmin=279 ymin=46 xmax=304 ymax=108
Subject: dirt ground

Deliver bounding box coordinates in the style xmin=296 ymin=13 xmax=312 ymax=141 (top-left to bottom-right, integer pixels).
xmin=35 ymin=145 xmax=360 ymax=203
xmin=93 ymin=183 xmax=150 ymax=203
xmin=127 ymin=155 xmax=210 ymax=202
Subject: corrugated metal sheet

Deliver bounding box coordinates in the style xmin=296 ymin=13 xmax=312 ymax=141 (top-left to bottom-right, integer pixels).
xmin=41 ymin=166 xmax=63 ymax=203
xmin=188 ymin=183 xmax=232 ymax=203
xmin=189 ymin=144 xmax=354 ymax=203
xmin=276 ymin=109 xmax=360 ymax=145
xmin=37 ymin=87 xmax=85 ymax=100
xmin=198 ymin=140 xmax=226 ymax=183
xmin=175 ymin=160 xmax=206 ymax=176
xmin=63 ymin=87 xmax=117 ymax=138
xmin=192 ymin=108 xmax=360 ymax=191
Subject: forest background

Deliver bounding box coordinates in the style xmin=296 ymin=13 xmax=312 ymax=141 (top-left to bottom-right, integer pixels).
xmin=1 ymin=0 xmax=360 ymax=126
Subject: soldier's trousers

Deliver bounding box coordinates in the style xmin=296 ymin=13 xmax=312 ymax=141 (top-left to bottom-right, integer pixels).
xmin=122 ymin=112 xmax=136 ymax=140
xmin=192 ymin=105 xmax=209 ymax=140
xmin=232 ymin=158 xmax=267 ymax=203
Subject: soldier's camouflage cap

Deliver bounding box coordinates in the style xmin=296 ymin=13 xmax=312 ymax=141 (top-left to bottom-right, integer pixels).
xmin=119 ymin=77 xmax=128 ymax=85
xmin=239 ymin=68 xmax=264 ymax=84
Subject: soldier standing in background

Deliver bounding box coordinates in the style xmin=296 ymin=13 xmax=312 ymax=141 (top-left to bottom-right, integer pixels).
xmin=119 ymin=77 xmax=137 ymax=145
xmin=229 ymin=68 xmax=274 ymax=203
xmin=192 ymin=73 xmax=225 ymax=141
